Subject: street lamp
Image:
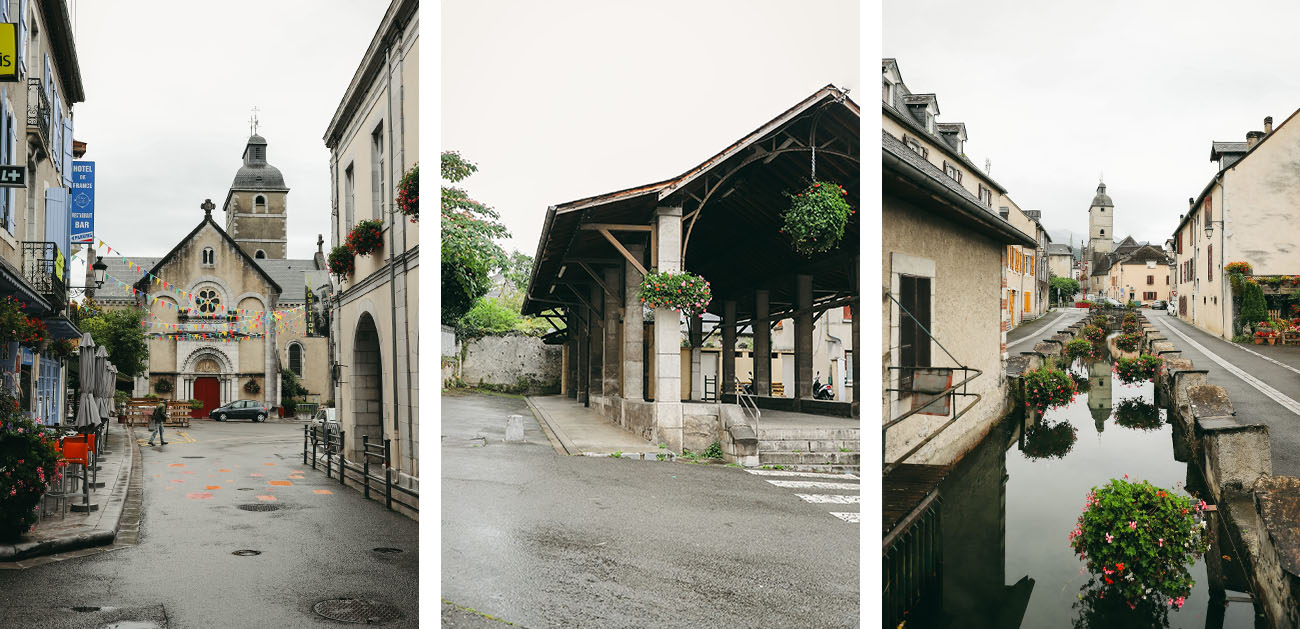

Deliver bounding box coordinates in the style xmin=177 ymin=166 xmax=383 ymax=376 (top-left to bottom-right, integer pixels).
xmin=92 ymin=256 xmax=107 ymax=289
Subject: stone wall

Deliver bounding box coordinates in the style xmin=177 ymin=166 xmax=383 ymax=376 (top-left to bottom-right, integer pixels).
xmin=459 ymin=333 xmax=562 ymax=394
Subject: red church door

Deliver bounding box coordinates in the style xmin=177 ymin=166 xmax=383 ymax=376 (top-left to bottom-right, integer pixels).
xmin=193 ymin=377 xmax=220 ymax=418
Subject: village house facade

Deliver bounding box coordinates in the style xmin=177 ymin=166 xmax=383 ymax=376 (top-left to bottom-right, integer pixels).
xmin=1172 ymin=114 xmax=1300 ymax=338
xmin=882 ymin=58 xmax=1036 ymax=465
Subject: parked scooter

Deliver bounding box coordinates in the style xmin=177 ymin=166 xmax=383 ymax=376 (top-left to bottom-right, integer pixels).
xmin=813 ymin=372 xmax=834 ymax=400
xmin=743 ymin=372 xmax=755 ymax=396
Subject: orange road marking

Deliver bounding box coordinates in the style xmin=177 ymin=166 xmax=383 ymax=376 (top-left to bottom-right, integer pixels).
xmin=168 ymin=464 xmax=185 ymax=467
xmin=219 ymin=469 xmax=232 ymax=472
xmin=264 ymin=462 xmax=275 ymax=466
xmin=313 ymin=489 xmax=332 ymax=495
xmin=154 ymin=475 xmax=161 ymax=478
xmin=171 ymin=480 xmax=184 ymax=483
xmin=269 ymin=480 xmax=292 ymax=486
xmin=187 ymin=492 xmax=213 ymax=499
xmin=205 ymin=485 xmax=221 ymax=490
xmin=181 ymin=471 xmax=195 ymax=474
xmin=249 ymin=473 xmax=264 ymax=477
xmin=256 ymin=495 xmax=277 ymax=501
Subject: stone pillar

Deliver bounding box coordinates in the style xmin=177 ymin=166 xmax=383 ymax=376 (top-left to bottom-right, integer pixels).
xmin=654 ymin=206 xmax=683 ymax=451
xmin=589 ymin=284 xmax=603 ymax=402
xmin=576 ymin=307 xmax=588 ymax=405
xmin=794 ymin=275 xmax=813 ymax=406
xmin=565 ymin=332 xmax=579 ymax=399
xmin=722 ymin=300 xmax=737 ymax=399
xmin=623 ymin=246 xmax=645 ymax=401
xmin=754 ymin=290 xmax=771 ymax=397
xmin=689 ymin=315 xmax=703 ymax=401
xmin=851 ymin=300 xmax=860 ymax=417
xmin=603 ymin=267 xmax=620 ymax=398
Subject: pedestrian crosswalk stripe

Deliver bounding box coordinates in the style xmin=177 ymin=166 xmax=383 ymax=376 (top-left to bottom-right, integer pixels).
xmin=830 ymin=512 xmax=860 ymax=523
xmin=766 ymin=480 xmax=859 ymax=490
xmin=795 ymin=494 xmax=860 ymax=504
xmin=746 ymin=469 xmax=858 ymax=480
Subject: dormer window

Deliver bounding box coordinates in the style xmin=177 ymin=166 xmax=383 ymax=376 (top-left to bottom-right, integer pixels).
xmin=201 ymin=247 xmax=214 ymax=267
xmin=943 ymin=161 xmax=962 ymax=183
xmin=882 ymin=80 xmax=891 ymax=103
xmin=904 ymin=136 xmax=927 ymax=158
xmin=978 ymin=185 xmax=993 ymax=208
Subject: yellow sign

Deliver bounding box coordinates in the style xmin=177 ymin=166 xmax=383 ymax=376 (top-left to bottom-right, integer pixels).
xmin=0 ymin=24 xmax=15 ymax=82
xmin=55 ymin=249 xmax=64 ymax=282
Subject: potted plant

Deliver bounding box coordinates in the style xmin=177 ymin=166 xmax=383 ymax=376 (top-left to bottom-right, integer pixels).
xmin=188 ymin=399 xmax=204 ymax=411
xmin=155 ymin=379 xmax=173 ymax=395
xmin=328 ymin=245 xmax=355 ymax=279
xmin=1065 ymin=338 xmax=1099 ymax=362
xmin=639 ymin=270 xmax=712 ymax=318
xmin=1022 ymin=366 xmax=1078 ymax=410
xmin=1081 ymin=324 xmax=1105 ymax=343
xmin=346 ymin=219 xmax=384 ymax=257
xmin=1224 ymin=261 xmax=1253 ymax=276
xmin=396 ymin=163 xmax=418 ymax=222
xmin=244 ymin=379 xmax=261 ymax=395
xmin=781 ymin=181 xmax=853 ymax=256
xmin=0 ymin=393 xmax=61 ymax=541
xmin=1114 ymin=332 xmax=1143 ymax=353
xmin=1068 ymin=478 xmax=1210 ymax=610
xmin=1114 ymin=354 xmax=1164 ymax=384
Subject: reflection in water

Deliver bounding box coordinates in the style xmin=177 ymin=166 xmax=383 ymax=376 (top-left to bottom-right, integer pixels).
xmin=910 ymin=352 xmax=1263 ymax=628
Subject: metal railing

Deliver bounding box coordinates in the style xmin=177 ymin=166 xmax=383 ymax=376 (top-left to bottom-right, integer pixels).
xmin=733 ymin=377 xmax=761 ymax=433
xmin=883 ymin=493 xmax=942 ymax=628
xmin=22 ymin=241 xmax=66 ymax=311
xmin=303 ymin=424 xmax=418 ymax=514
xmin=26 ymin=78 xmax=49 ymax=156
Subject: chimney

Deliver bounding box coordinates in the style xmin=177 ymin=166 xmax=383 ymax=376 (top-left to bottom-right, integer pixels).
xmin=1265 ymin=116 xmax=1274 ymax=134
xmin=1188 ymin=197 xmax=1194 ymax=207
xmin=1179 ymin=214 xmax=1184 ymax=223
xmin=1247 ymin=130 xmax=1263 ymax=147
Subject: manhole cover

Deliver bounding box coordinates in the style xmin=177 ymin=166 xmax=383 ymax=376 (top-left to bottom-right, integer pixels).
xmin=182 ymin=456 xmax=205 ymax=459
xmin=231 ymin=549 xmax=261 ymax=556
xmin=313 ymin=599 xmax=402 ymax=624
xmin=372 ymin=547 xmax=403 ymax=554
xmin=237 ymin=488 xmax=255 ymax=491
xmin=237 ymin=504 xmax=280 ymax=512
xmin=71 ymin=606 xmax=101 ymax=612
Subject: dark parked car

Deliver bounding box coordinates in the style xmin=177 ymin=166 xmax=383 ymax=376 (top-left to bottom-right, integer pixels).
xmin=211 ymin=399 xmax=270 ymax=422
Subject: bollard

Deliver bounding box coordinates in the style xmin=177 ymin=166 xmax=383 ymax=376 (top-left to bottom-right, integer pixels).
xmin=303 ymin=425 xmax=309 ymax=465
xmin=506 ymin=414 xmax=524 ymax=442
xmin=311 ymin=426 xmax=318 ymax=470
xmin=363 ymin=435 xmax=371 ymax=500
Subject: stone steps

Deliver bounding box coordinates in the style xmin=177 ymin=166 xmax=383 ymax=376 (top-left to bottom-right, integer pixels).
xmin=757 ymin=427 xmax=860 ymax=441
xmin=755 ymin=426 xmax=860 ymax=473
xmin=758 ymin=439 xmax=860 ymax=452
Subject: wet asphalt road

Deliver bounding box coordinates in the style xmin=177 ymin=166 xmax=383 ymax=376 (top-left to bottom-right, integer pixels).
xmin=0 ymin=419 xmax=419 ymax=628
xmin=1005 ymin=307 xmax=1087 ymax=351
xmin=441 ymin=391 xmax=861 ymax=629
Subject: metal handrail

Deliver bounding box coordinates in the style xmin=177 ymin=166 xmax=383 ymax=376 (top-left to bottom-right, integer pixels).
xmin=732 ymin=377 xmax=760 ymax=433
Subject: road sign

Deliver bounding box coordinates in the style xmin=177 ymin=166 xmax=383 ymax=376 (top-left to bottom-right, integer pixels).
xmin=0 ymin=164 xmax=24 ymax=188
xmin=70 ymin=161 xmax=94 ymax=243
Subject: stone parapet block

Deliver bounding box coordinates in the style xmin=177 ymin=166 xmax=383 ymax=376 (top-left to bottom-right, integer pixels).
xmin=1198 ymin=417 xmax=1271 ymax=501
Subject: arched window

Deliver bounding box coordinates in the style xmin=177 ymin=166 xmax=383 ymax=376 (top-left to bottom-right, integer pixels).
xmin=255 ymin=250 xmax=266 ymax=259
xmin=254 ymin=195 xmax=266 ymax=213
xmin=288 ymin=343 xmax=302 ymax=375
xmin=201 ymin=247 xmax=214 ymax=266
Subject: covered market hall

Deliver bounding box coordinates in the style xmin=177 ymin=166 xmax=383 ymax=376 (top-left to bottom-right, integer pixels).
xmin=522 ymin=85 xmax=860 ymax=462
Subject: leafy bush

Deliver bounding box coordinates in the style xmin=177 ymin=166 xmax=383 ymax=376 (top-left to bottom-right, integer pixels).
xmin=458 ymin=298 xmax=521 ymax=334
xmin=1066 ymin=338 xmax=1100 ymax=362
xmin=1113 ymin=398 xmax=1163 ymax=431
xmin=154 ymin=378 xmax=173 ymax=394
xmin=188 ymin=399 xmax=204 ymax=410
xmin=1241 ymin=279 xmax=1268 ymax=327
xmin=702 ymin=441 xmax=723 ymax=459
xmin=1114 ymin=355 xmax=1164 ymax=385
xmin=639 ymin=271 xmax=712 ymax=318
xmin=1021 ymin=420 xmax=1077 ymax=460
xmin=1091 ymin=314 xmax=1110 ymax=327
xmin=1023 ymin=366 xmax=1078 ymax=410
xmin=1115 ymin=333 xmax=1143 ymax=353
xmin=1068 ymin=478 xmax=1210 ymax=610
xmin=0 ymin=394 xmax=61 ymax=541
xmin=782 ymin=181 xmax=852 ymax=256
xmin=244 ymin=379 xmax=260 ymax=394
xmin=1126 ymin=300 xmax=1140 ymax=310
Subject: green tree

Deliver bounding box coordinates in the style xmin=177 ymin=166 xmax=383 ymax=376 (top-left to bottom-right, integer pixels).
xmin=79 ymin=306 xmax=149 ymax=377
xmin=1241 ymin=280 xmax=1269 ymax=327
xmin=502 ymin=250 xmax=533 ymax=294
xmin=1050 ymin=275 xmax=1080 ymax=306
xmin=280 ymin=365 xmax=308 ymax=400
xmin=442 ymin=151 xmax=508 ymax=323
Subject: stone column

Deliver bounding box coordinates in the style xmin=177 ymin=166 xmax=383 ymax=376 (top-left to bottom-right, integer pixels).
xmin=689 ymin=315 xmax=703 ymax=401
xmin=851 ymin=256 xmax=860 ymax=417
xmin=623 ymin=246 xmax=645 ymax=401
xmin=654 ymin=206 xmax=683 ymax=451
xmin=589 ymin=284 xmax=603 ymax=402
xmin=722 ymin=300 xmax=737 ymax=399
xmin=754 ymin=290 xmax=771 ymax=397
xmin=575 ymin=307 xmax=588 ymax=405
xmin=566 ymin=322 xmax=579 ymax=399
xmin=795 ymin=274 xmax=813 ymax=406
xmin=603 ymin=267 xmax=620 ymax=398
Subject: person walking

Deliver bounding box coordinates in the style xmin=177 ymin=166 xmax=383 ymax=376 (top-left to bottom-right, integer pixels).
xmin=148 ymin=402 xmax=168 ymax=446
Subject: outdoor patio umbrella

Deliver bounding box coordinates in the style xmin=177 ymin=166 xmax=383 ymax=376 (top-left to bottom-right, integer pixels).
xmin=95 ymin=346 xmax=111 ymax=419
xmin=74 ymin=333 xmax=100 ymax=428
xmin=105 ymin=363 xmax=118 ymax=417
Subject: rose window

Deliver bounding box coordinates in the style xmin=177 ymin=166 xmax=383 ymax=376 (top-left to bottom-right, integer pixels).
xmin=197 ymin=289 xmax=222 ymax=314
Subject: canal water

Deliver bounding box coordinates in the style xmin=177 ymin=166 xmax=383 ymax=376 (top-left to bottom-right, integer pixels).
xmin=912 ymin=341 xmax=1263 ymax=628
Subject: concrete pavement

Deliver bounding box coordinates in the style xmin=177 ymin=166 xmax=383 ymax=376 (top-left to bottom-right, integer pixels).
xmin=525 ymin=394 xmax=660 ymax=456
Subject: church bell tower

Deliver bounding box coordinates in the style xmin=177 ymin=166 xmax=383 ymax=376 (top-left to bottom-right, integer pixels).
xmin=222 ymin=111 xmax=290 ymax=259
xmin=1088 ymin=181 xmax=1114 ymax=256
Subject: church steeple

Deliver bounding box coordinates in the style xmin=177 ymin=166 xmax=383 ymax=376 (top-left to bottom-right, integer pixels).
xmin=1088 ymin=180 xmax=1114 ymax=256
xmin=223 ymin=124 xmax=291 ymax=260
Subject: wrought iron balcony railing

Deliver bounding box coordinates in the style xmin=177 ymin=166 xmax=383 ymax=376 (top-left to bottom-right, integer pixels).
xmin=26 ymin=78 xmax=50 ymax=160
xmin=22 ymin=241 xmax=66 ymax=312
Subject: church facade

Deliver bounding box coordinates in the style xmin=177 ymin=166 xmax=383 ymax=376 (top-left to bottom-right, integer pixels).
xmin=95 ymin=133 xmax=331 ymax=415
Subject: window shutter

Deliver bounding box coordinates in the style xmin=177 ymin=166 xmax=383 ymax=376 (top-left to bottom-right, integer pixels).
xmin=44 ymin=187 xmax=67 ymax=253
xmin=1208 ymin=244 xmax=1213 ymax=282
xmin=61 ymin=116 xmax=72 ymax=188
xmin=0 ymin=102 xmax=8 ymax=233
xmin=17 ymin=1 xmax=25 ymax=75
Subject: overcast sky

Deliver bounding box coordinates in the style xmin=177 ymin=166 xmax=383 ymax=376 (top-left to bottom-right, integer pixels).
xmin=883 ymin=0 xmax=1300 ymax=248
xmin=441 ymin=0 xmax=860 ymax=256
xmin=68 ymin=0 xmax=390 ymax=280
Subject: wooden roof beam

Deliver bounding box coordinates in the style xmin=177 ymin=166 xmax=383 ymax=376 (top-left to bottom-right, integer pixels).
xmin=594 ymin=228 xmax=648 ymax=276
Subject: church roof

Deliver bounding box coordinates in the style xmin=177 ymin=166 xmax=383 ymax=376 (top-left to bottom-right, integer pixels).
xmin=1090 ymin=182 xmax=1113 ymax=208
xmin=254 ymin=260 xmax=329 ymax=303
xmin=1115 ymin=235 xmax=1141 ymax=253
xmin=226 ymin=133 xmax=289 ymax=215
xmin=135 ymin=212 xmax=283 ymax=296
xmin=1046 ymin=243 xmax=1072 ymax=255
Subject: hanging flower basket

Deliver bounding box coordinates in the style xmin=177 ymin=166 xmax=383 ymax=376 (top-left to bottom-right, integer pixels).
xmin=1224 ymin=261 xmax=1253 ymax=276
xmin=328 ymin=245 xmax=355 ymax=278
xmin=155 ymin=379 xmax=173 ymax=394
xmin=639 ymin=270 xmax=712 ymax=318
xmin=1068 ymin=478 xmax=1210 ymax=610
xmin=1021 ymin=419 xmax=1078 ymax=460
xmin=1065 ymin=338 xmax=1100 ymax=362
xmin=1022 ymin=366 xmax=1078 ymax=410
xmin=1091 ymin=313 xmax=1110 ymax=327
xmin=244 ymin=380 xmax=261 ymax=395
xmin=0 ymin=297 xmax=44 ymax=348
xmin=346 ymin=219 xmax=384 ymax=257
xmin=46 ymin=338 xmax=75 ymax=362
xmin=782 ymin=181 xmax=853 ymax=256
xmin=396 ymin=163 xmax=418 ymax=222
xmin=1114 ymin=354 xmax=1164 ymax=384
xmin=0 ymin=393 xmax=61 ymax=541
xmin=1113 ymin=398 xmax=1164 ymax=431
xmin=1081 ymin=324 xmax=1105 ymax=343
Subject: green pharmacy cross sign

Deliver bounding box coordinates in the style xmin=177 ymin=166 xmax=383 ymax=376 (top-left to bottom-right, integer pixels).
xmin=0 ymin=165 xmax=23 ymax=188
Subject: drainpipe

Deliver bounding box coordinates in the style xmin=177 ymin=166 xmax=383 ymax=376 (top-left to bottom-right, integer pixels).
xmin=384 ymin=30 xmax=407 ymax=476
xmin=1221 ymin=173 xmax=1229 ymax=339
xmin=397 ymin=21 xmax=414 ymax=480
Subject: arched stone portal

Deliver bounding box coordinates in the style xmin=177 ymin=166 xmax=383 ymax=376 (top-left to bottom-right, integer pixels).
xmin=351 ymin=313 xmax=383 ymax=458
